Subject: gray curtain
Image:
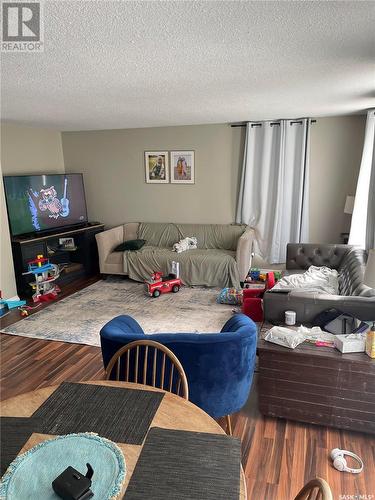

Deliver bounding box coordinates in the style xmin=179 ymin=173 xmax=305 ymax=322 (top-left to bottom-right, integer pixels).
xmin=236 ymin=119 xmax=310 ymax=264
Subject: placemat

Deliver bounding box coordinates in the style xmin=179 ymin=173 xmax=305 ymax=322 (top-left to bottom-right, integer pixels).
xmin=32 ymin=382 xmax=164 ymax=445
xmin=124 ymin=427 xmax=241 ymax=499
xmin=1 ymin=417 xmax=41 ymax=476
xmin=0 ymin=433 xmax=125 ymax=500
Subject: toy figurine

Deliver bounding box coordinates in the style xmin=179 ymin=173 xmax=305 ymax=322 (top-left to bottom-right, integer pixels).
xmin=274 ymin=270 xmax=282 ymax=281
xmin=19 ymin=304 xmax=41 ymax=317
xmin=23 ymin=255 xmax=61 ymax=303
xmin=249 ymin=268 xmax=260 ymax=281
xmin=145 ymin=261 xmax=182 ymax=298
xmin=19 ymin=307 xmax=29 ymax=317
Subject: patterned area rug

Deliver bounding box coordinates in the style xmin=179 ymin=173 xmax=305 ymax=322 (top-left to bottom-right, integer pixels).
xmin=1 ymin=279 xmax=235 ymax=347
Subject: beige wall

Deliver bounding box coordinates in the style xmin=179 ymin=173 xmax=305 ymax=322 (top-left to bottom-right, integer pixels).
xmin=62 ymin=117 xmax=364 ymax=245
xmin=0 ymin=117 xmax=365 ymax=297
xmin=0 ymin=123 xmax=65 ymax=298
xmin=62 ymin=124 xmax=245 ymax=227
xmin=309 ymin=115 xmax=365 ymax=243
xmin=0 ymin=160 xmax=17 ymax=299
xmin=1 ymin=122 xmax=65 ymax=175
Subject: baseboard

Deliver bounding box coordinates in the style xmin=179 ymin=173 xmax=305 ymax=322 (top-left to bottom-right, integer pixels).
xmin=6 ymin=295 xmax=20 ymax=301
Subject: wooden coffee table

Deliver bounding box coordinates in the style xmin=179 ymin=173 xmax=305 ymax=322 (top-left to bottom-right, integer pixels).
xmin=257 ymin=336 xmax=375 ymax=434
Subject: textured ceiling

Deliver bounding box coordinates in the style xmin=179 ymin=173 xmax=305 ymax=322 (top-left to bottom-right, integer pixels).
xmin=1 ymin=0 xmax=375 ymax=130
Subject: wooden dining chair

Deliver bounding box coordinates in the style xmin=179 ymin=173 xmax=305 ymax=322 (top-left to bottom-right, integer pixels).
xmin=105 ymin=339 xmax=189 ymax=400
xmin=294 ymin=477 xmax=333 ymax=500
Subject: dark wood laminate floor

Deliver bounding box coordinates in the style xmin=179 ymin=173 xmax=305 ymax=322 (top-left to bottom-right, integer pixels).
xmin=1 ymin=278 xmax=374 ymax=499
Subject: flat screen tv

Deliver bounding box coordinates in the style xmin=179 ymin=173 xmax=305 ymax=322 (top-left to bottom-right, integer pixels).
xmin=3 ymin=173 xmax=88 ymax=236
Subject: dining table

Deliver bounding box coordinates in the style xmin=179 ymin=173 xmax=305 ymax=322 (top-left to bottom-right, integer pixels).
xmin=1 ymin=380 xmax=246 ymax=499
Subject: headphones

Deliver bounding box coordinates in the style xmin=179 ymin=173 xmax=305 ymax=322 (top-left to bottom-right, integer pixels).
xmin=330 ymin=448 xmax=364 ymax=473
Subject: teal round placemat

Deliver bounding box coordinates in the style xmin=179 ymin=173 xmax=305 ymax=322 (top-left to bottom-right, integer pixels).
xmin=0 ymin=433 xmax=126 ymax=500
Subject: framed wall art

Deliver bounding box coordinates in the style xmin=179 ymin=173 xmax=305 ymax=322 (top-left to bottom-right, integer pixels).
xmin=170 ymin=151 xmax=195 ymax=184
xmin=144 ymin=151 xmax=169 ymax=183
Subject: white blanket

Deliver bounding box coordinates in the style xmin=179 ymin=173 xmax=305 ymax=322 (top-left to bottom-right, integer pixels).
xmin=172 ymin=236 xmax=198 ymax=253
xmin=271 ymin=266 xmax=339 ymax=295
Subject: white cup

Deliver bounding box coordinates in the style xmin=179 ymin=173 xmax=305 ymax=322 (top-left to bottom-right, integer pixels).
xmin=285 ymin=310 xmax=296 ymax=326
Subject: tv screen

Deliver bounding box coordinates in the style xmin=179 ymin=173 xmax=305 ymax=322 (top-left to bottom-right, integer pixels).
xmin=3 ymin=173 xmax=88 ymax=236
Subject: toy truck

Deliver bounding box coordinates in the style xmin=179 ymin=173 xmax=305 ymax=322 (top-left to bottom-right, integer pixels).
xmin=145 ymin=261 xmax=182 ymax=298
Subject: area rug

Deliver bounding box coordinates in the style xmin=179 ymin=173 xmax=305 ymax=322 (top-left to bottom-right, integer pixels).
xmin=1 ymin=279 xmax=235 ymax=347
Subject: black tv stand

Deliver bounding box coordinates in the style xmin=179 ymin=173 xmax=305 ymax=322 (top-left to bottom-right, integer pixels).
xmin=11 ymin=223 xmax=105 ymax=298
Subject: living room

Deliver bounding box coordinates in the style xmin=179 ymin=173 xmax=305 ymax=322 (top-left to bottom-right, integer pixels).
xmin=1 ymin=1 xmax=374 ymax=499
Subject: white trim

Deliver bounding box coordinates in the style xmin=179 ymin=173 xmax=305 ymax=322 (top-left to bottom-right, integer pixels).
xmin=7 ymin=295 xmax=20 ymax=301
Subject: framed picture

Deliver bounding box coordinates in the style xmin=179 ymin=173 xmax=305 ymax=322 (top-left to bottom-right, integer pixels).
xmin=145 ymin=151 xmax=169 ymax=183
xmin=170 ymin=151 xmax=195 ymax=184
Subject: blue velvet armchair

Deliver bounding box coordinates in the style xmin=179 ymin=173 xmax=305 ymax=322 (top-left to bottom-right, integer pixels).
xmin=100 ymin=313 xmax=257 ymax=419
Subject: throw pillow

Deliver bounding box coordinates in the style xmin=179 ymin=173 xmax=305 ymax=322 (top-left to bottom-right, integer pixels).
xmin=114 ymin=239 xmax=146 ymax=252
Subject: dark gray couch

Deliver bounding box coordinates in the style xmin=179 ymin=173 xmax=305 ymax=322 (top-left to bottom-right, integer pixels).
xmin=263 ymin=243 xmax=375 ymax=322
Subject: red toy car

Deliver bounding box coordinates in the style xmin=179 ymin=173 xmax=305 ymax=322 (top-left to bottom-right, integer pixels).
xmin=146 ymin=271 xmax=182 ymax=298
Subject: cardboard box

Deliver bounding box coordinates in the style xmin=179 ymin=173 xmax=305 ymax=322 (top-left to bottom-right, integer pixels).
xmin=334 ymin=334 xmax=366 ymax=354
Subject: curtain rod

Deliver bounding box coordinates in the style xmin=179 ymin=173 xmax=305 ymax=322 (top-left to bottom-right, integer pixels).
xmin=230 ymin=119 xmax=317 ymax=128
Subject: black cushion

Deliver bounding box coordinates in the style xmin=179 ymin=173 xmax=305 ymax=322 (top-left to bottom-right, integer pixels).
xmin=114 ymin=239 xmax=146 ymax=252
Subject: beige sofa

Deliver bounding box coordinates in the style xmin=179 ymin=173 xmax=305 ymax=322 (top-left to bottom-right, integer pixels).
xmin=96 ymin=222 xmax=254 ymax=288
